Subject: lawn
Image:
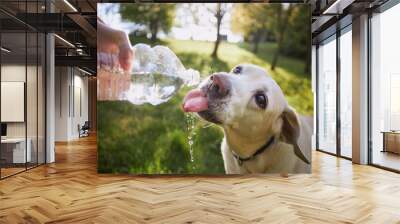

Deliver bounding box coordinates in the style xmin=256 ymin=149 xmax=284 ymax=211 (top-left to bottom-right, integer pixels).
xmin=98 ymin=38 xmax=313 ymax=174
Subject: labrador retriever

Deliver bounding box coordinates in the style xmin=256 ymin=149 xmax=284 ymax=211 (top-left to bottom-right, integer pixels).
xmin=182 ymin=64 xmax=311 ymax=174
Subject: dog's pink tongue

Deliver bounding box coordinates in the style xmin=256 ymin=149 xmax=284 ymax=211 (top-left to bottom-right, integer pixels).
xmin=183 ymin=89 xmax=208 ymax=112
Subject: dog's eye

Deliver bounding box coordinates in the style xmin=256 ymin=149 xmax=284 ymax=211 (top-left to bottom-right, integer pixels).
xmin=254 ymin=93 xmax=267 ymax=109
xmin=232 ymin=66 xmax=242 ymax=74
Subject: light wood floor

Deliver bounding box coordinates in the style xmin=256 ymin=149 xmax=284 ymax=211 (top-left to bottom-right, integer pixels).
xmin=1 ymin=163 xmax=44 ymax=178
xmin=1 ymin=135 xmax=400 ymax=223
xmin=1 ymin=167 xmax=26 ymax=178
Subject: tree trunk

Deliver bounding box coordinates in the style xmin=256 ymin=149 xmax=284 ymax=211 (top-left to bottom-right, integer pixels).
xmin=150 ymin=20 xmax=158 ymax=44
xmin=304 ymin=22 xmax=311 ymax=74
xmin=253 ymin=39 xmax=260 ymax=54
xmin=271 ymin=6 xmax=293 ymax=71
xmin=211 ymin=3 xmax=223 ymax=58
xmin=252 ymin=30 xmax=264 ymax=54
xmin=271 ymin=38 xmax=282 ymax=71
xmin=304 ymin=41 xmax=311 ymax=74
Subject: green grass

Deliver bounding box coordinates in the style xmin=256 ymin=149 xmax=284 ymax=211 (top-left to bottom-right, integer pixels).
xmin=98 ymin=38 xmax=313 ymax=174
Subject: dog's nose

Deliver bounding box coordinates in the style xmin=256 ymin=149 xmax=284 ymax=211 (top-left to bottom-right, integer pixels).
xmin=209 ymin=74 xmax=230 ymax=97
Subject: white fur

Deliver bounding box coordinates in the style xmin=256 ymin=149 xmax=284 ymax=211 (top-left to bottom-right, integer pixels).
xmin=221 ymin=115 xmax=311 ymax=174
xmin=201 ymin=64 xmax=311 ymax=174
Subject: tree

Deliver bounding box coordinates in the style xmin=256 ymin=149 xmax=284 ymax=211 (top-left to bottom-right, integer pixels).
xmin=270 ymin=4 xmax=294 ymax=71
xmin=281 ymin=5 xmax=311 ymax=74
xmin=119 ymin=3 xmax=176 ymax=43
xmin=177 ymin=3 xmax=229 ymax=58
xmin=231 ymin=4 xmax=273 ymax=54
xmin=211 ymin=3 xmax=227 ymax=58
xmin=232 ymin=4 xmax=307 ymax=70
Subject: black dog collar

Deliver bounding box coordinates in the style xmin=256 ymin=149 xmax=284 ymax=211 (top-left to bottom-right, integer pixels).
xmin=232 ymin=136 xmax=275 ymax=166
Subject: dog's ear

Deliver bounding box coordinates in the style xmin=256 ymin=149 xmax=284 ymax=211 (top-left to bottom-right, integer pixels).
xmin=281 ymin=107 xmax=310 ymax=164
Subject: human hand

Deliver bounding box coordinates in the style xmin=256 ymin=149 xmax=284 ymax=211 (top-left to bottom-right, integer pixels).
xmin=97 ymin=19 xmax=134 ymax=72
xmin=97 ymin=19 xmax=134 ymax=100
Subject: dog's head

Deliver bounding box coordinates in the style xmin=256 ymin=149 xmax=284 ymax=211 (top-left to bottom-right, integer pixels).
xmin=183 ymin=64 xmax=309 ymax=164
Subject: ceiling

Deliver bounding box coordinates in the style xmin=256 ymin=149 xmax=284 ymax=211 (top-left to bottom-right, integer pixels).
xmin=311 ymin=0 xmax=390 ymax=43
xmin=0 ymin=0 xmax=98 ymax=74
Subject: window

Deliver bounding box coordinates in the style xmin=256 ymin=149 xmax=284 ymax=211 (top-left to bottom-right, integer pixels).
xmin=316 ymin=25 xmax=352 ymax=159
xmin=317 ymin=35 xmax=337 ymax=154
xmin=339 ymin=27 xmax=352 ymax=158
xmin=370 ymin=3 xmax=400 ymax=171
xmin=0 ymin=1 xmax=47 ymax=179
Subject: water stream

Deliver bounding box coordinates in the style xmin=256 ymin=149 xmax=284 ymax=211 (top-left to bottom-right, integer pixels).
xmin=185 ymin=112 xmax=198 ymax=168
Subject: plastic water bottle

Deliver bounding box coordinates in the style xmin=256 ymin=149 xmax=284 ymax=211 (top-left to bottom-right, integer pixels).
xmin=97 ymin=44 xmax=200 ymax=105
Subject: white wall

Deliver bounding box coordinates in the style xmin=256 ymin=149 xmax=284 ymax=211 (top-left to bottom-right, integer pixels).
xmin=352 ymin=14 xmax=369 ymax=164
xmin=1 ymin=65 xmax=34 ymax=138
xmin=54 ymin=67 xmax=89 ymax=141
xmin=1 ymin=66 xmax=26 ymax=136
xmin=55 ymin=67 xmax=69 ymax=141
xmin=71 ymin=73 xmax=89 ymax=138
xmin=1 ymin=64 xmax=46 ymax=164
xmin=46 ymin=33 xmax=55 ymax=163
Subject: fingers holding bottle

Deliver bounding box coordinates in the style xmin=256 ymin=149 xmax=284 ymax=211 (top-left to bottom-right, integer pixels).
xmin=97 ymin=18 xmax=134 ymax=101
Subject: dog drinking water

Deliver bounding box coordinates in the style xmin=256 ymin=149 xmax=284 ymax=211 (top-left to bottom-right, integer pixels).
xmin=183 ymin=64 xmax=311 ymax=174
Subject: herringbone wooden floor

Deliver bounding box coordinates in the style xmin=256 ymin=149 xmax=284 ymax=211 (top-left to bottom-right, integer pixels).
xmin=1 ymin=135 xmax=400 ymax=223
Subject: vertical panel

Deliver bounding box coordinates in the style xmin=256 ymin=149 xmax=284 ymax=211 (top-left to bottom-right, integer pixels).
xmin=317 ymin=35 xmax=337 ymax=154
xmin=27 ymin=31 xmax=38 ymax=168
xmin=88 ymin=77 xmax=97 ymax=132
xmin=0 ymin=22 xmax=28 ymax=178
xmin=38 ymin=32 xmax=46 ymax=165
xmin=352 ymin=14 xmax=369 ymax=165
xmin=0 ymin=20 xmax=2 ymax=179
xmin=340 ymin=27 xmax=353 ymax=158
xmin=0 ymin=0 xmax=47 ymax=178
xmin=46 ymin=30 xmax=55 ymax=163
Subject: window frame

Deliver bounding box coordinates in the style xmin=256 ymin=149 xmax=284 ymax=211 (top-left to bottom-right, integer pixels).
xmin=0 ymin=1 xmax=48 ymax=180
xmin=315 ymin=21 xmax=353 ymax=161
xmin=367 ymin=0 xmax=400 ymax=173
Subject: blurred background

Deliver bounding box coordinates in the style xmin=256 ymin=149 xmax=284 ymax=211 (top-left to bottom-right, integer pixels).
xmin=97 ymin=3 xmax=311 ymax=174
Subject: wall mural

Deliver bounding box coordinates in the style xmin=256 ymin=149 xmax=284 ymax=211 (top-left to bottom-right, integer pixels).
xmin=97 ymin=3 xmax=312 ymax=174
